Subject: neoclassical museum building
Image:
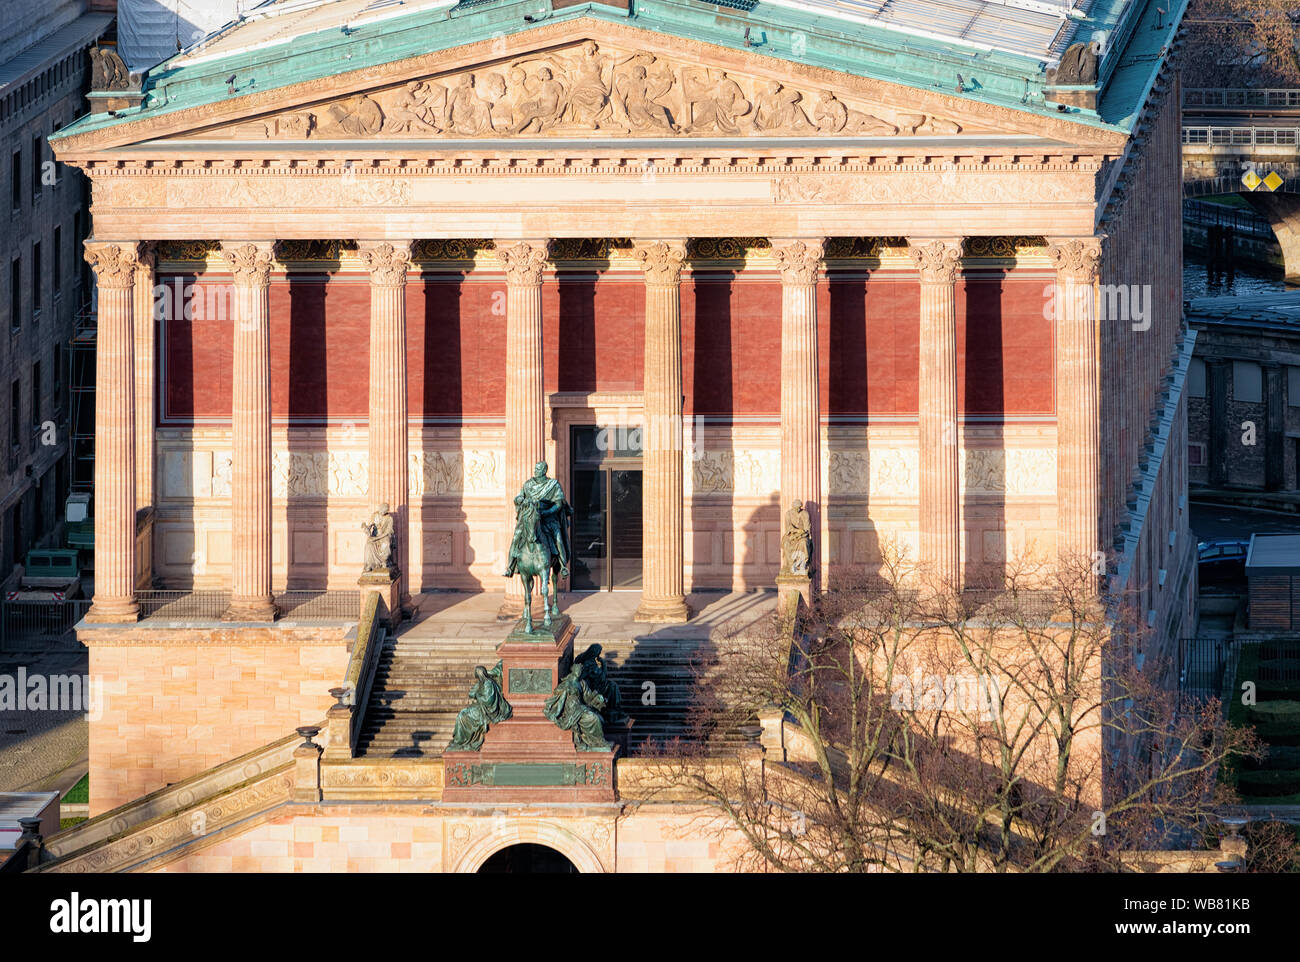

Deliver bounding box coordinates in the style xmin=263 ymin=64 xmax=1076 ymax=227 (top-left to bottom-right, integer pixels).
xmin=42 ymin=0 xmax=1198 ymax=869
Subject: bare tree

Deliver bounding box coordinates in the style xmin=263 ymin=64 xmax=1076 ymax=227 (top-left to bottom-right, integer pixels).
xmin=644 ymin=551 xmax=1264 ymax=872
xmin=1183 ymin=0 xmax=1300 ymax=86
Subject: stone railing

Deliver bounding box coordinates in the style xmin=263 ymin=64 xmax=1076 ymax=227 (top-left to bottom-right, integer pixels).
xmin=325 ymin=590 xmax=384 ymax=760
xmin=38 ymin=729 xmax=305 ymax=873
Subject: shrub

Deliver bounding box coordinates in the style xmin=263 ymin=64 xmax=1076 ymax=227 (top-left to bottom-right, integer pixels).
xmin=1247 ymin=701 xmax=1300 ymax=727
xmin=1237 ymin=769 xmax=1300 ymax=797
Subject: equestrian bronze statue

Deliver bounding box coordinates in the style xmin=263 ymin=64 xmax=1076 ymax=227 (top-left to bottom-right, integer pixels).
xmin=502 ymin=461 xmax=573 ymax=632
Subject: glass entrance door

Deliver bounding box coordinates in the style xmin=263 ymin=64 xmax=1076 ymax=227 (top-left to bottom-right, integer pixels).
xmin=570 ymin=427 xmax=642 ymax=591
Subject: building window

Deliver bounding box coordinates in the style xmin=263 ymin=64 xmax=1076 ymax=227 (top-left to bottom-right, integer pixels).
xmin=32 ymin=242 xmax=41 ymax=316
xmin=52 ymin=226 xmax=61 ymax=296
xmin=1188 ymin=358 xmax=1207 ymax=398
xmin=1233 ymin=361 xmax=1263 ymax=403
xmin=9 ymin=257 xmax=19 ymax=332
xmin=1289 ymin=367 xmax=1300 ymax=406
xmin=10 ymin=379 xmax=20 ymax=457
xmin=53 ymin=344 xmax=63 ymax=415
xmin=31 ymin=135 xmax=41 ymax=200
xmin=31 ymin=361 xmax=40 ymax=446
xmin=11 ymin=148 xmax=20 ymax=211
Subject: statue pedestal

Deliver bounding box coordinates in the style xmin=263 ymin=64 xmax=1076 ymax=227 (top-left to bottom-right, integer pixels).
xmin=776 ymin=573 xmax=812 ymax=613
xmin=358 ymin=570 xmax=401 ymax=629
xmin=442 ymin=615 xmax=618 ymax=802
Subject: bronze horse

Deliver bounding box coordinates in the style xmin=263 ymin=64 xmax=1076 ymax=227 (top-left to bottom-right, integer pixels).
xmin=512 ymin=497 xmax=563 ymax=632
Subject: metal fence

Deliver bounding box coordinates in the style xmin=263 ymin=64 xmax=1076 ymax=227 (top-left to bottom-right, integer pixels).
xmin=1183 ymin=199 xmax=1276 ymax=239
xmin=0 ymin=599 xmax=91 ymax=653
xmin=1178 ymin=635 xmax=1232 ymax=704
xmin=136 ymin=589 xmax=360 ymax=622
xmin=1182 ymin=126 xmax=1300 ymax=151
xmin=1185 ymin=88 xmax=1300 ymax=108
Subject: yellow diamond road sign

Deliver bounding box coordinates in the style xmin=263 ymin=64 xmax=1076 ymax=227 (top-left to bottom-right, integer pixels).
xmin=1263 ymin=171 xmax=1284 ymax=192
xmin=1242 ymin=169 xmax=1262 ymax=191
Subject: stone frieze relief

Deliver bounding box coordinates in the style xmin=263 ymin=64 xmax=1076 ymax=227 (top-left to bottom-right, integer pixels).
xmin=192 ymin=41 xmax=969 ymax=142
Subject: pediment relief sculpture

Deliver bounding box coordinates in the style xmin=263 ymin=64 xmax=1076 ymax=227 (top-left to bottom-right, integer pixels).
xmin=188 ymin=41 xmax=973 ymax=142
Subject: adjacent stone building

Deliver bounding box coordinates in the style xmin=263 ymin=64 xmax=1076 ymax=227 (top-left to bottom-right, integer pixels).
xmin=0 ymin=1 xmax=108 ymax=589
xmin=45 ymin=0 xmax=1199 ymax=866
xmin=1187 ymin=292 xmax=1300 ymax=494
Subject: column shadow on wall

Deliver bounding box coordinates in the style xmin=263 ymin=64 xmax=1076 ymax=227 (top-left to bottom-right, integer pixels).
xmin=420 ymin=264 xmax=468 ymax=592
xmin=826 ymin=266 xmax=883 ymax=589
xmin=286 ymin=264 xmax=331 ymax=590
xmin=963 ymin=267 xmax=1008 ymax=590
xmin=167 ymin=269 xmax=197 ymax=589
xmin=690 ymin=268 xmax=738 ymax=589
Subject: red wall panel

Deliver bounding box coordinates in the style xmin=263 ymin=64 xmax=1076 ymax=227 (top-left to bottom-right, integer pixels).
xmin=542 ymin=274 xmax=644 ymax=394
xmin=159 ymin=267 xmax=1054 ymax=425
xmin=682 ymin=274 xmax=783 ymax=416
xmin=407 ymin=276 xmax=507 ymax=418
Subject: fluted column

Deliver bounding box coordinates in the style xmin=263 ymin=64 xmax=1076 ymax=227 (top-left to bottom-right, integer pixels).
xmin=908 ymin=238 xmax=963 ymax=591
xmin=360 ymin=241 xmax=413 ymax=605
xmin=634 ymin=240 xmax=689 ymax=623
xmin=221 ymin=241 xmax=277 ymax=621
xmin=497 ymin=239 xmax=549 ymax=614
xmin=773 ymin=239 xmax=824 ymax=585
xmin=1047 ymin=236 xmax=1104 ymax=569
xmin=133 ymin=243 xmax=156 ymax=513
xmin=83 ymin=242 xmax=140 ymax=622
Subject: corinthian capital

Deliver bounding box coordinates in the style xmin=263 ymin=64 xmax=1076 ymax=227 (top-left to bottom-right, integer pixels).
xmin=83 ymin=241 xmax=143 ymax=290
xmin=907 ymin=238 xmax=963 ymax=285
xmin=220 ymin=241 xmax=276 ymax=288
xmin=771 ymin=239 xmax=824 ymax=286
xmin=1046 ymin=236 xmax=1104 ymax=284
xmin=634 ymin=240 xmax=687 ymax=287
xmin=359 ymin=241 xmax=413 ymax=288
xmin=495 ymin=239 xmax=550 ymax=286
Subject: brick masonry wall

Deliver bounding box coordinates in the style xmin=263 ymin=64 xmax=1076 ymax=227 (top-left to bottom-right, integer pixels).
xmin=86 ymin=630 xmax=350 ymax=814
xmin=160 ymin=267 xmax=1056 ymax=422
xmin=149 ymin=805 xmax=750 ymax=872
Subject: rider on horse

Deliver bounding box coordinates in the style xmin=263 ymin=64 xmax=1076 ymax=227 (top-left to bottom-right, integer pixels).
xmin=502 ymin=461 xmax=572 ymax=579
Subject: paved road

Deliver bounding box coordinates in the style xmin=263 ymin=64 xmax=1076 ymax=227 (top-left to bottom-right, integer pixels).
xmin=1190 ymin=502 xmax=1300 ymax=542
xmin=0 ymin=647 xmax=89 ymax=795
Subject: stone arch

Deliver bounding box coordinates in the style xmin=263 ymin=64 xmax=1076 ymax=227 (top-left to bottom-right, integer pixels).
xmin=450 ymin=819 xmax=609 ymax=873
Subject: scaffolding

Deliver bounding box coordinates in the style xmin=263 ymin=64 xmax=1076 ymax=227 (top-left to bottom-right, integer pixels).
xmin=68 ymin=297 xmax=96 ymax=494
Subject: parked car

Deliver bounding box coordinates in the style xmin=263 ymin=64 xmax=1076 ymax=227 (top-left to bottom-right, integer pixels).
xmin=13 ymin=548 xmax=83 ymax=600
xmin=1197 ymin=539 xmax=1250 ymax=587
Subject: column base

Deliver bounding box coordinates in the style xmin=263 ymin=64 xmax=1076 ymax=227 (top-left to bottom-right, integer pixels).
xmin=83 ymin=599 xmax=139 ymax=624
xmin=633 ymin=596 xmax=690 ymax=624
xmin=497 ymin=588 xmax=525 ymax=620
xmin=222 ymin=599 xmax=279 ymax=623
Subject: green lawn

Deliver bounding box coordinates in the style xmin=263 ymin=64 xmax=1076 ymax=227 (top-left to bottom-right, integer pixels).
xmin=1196 ymin=193 xmax=1255 ymax=211
xmin=63 ymin=774 xmax=88 ymax=804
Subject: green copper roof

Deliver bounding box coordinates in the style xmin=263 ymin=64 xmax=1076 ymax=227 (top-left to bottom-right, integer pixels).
xmin=53 ymin=0 xmax=1182 ymax=144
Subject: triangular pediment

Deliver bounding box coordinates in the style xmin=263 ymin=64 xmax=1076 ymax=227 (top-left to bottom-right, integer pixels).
xmin=179 ymin=37 xmax=986 ymax=142
xmin=54 ymin=18 xmax=1125 ymax=156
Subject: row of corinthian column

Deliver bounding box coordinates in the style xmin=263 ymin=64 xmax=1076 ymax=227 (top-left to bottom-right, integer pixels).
xmin=80 ymin=235 xmax=1104 ymax=624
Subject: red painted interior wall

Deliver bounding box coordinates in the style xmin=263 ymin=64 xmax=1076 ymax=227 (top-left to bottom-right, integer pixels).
xmin=159 ymin=269 xmax=1054 ymax=423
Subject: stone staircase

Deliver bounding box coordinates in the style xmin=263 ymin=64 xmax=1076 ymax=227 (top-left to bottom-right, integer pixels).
xmin=355 ymin=636 xmax=501 ymax=757
xmin=355 ymin=632 xmax=749 ymax=758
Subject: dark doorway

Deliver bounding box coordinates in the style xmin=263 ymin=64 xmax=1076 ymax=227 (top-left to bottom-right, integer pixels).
xmin=570 ymin=425 xmax=642 ymax=591
xmin=478 ymin=843 xmax=579 ymax=873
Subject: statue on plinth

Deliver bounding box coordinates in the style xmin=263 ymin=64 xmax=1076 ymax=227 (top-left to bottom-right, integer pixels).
xmin=90 ymin=46 xmax=130 ymax=91
xmin=447 ymin=662 xmax=512 ymax=752
xmin=780 ymin=499 xmax=813 ymax=577
xmin=502 ymin=461 xmax=572 ymax=632
xmin=544 ymin=663 xmax=612 ymax=752
xmin=361 ymin=503 xmax=397 ymax=574
xmin=574 ymin=643 xmax=626 ymax=724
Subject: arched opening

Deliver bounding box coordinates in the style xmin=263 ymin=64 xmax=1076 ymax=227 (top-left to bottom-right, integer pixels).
xmin=477 ymin=843 xmax=580 ymax=874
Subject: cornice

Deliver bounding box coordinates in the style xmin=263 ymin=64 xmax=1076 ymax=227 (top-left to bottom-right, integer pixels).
xmin=52 ymin=18 xmax=1130 ymax=157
